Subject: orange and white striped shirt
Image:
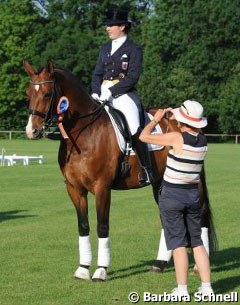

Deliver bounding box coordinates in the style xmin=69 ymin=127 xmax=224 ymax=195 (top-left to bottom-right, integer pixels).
xmin=163 ymin=132 xmax=207 ymax=187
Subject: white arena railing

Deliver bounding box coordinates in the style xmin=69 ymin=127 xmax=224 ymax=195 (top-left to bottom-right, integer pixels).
xmin=0 ymin=130 xmax=26 ymax=140
xmin=205 ymin=134 xmax=240 ymax=144
xmin=0 ymin=130 xmax=59 ymax=140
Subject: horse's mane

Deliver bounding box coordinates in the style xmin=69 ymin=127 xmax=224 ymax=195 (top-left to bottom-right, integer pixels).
xmin=54 ymin=68 xmax=90 ymax=95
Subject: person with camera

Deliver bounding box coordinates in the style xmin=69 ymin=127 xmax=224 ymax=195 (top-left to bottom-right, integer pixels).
xmin=140 ymin=100 xmax=214 ymax=298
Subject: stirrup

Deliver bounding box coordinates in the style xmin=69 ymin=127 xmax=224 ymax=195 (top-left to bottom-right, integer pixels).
xmin=138 ymin=167 xmax=153 ymax=185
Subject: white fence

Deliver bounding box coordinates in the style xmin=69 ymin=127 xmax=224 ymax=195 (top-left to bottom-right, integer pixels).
xmin=0 ymin=130 xmax=240 ymax=143
xmin=0 ymin=130 xmax=55 ymax=140
xmin=205 ymin=134 xmax=240 ymax=144
xmin=0 ymin=153 xmax=43 ymax=167
xmin=0 ymin=131 xmax=26 ymax=140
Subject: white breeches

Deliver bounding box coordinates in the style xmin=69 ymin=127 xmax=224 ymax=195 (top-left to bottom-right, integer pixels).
xmin=111 ymin=95 xmax=140 ymax=135
xmin=101 ymin=83 xmax=140 ymax=135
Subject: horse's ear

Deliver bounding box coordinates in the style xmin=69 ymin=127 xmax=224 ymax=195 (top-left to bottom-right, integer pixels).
xmin=46 ymin=60 xmax=55 ymax=75
xmin=23 ymin=60 xmax=36 ymax=76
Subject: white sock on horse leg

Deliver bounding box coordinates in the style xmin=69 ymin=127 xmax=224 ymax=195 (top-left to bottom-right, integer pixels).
xmin=156 ymin=229 xmax=172 ymax=262
xmin=201 ymin=227 xmax=209 ymax=256
xmin=79 ymin=235 xmax=92 ymax=266
xmin=97 ymin=237 xmax=111 ymax=268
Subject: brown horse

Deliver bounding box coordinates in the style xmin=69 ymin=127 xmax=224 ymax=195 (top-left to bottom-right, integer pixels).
xmin=23 ymin=60 xmax=216 ymax=281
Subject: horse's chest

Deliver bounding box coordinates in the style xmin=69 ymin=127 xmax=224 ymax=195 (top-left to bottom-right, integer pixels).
xmin=61 ymin=157 xmax=94 ymax=189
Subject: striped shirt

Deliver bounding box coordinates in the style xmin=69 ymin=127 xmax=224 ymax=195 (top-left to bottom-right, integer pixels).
xmin=163 ymin=132 xmax=207 ymax=187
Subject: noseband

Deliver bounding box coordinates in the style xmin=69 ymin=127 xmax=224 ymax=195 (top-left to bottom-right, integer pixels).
xmin=29 ymin=80 xmax=56 ymax=124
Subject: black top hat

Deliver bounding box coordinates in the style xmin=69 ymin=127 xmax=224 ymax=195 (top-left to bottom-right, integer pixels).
xmin=103 ymin=8 xmax=132 ymax=26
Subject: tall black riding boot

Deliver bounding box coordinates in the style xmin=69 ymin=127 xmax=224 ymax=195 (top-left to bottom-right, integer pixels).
xmin=132 ymin=132 xmax=154 ymax=185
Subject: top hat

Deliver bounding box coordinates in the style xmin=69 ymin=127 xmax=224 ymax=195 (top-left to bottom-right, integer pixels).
xmin=171 ymin=100 xmax=208 ymax=128
xmin=103 ymin=8 xmax=132 ymax=26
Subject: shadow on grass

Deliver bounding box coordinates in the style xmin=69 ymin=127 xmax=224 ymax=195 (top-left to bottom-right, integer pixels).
xmin=210 ymin=247 xmax=240 ymax=293
xmin=109 ymin=247 xmax=240 ymax=288
xmin=211 ymin=247 xmax=240 ymax=272
xmin=108 ymin=259 xmax=175 ymax=280
xmin=213 ymin=275 xmax=240 ymax=294
xmin=0 ymin=210 xmax=36 ymax=223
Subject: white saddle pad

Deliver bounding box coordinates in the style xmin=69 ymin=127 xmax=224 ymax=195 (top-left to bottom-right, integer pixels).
xmin=104 ymin=106 xmax=164 ymax=154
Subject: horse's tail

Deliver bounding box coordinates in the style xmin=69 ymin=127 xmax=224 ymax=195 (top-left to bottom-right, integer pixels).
xmin=199 ymin=165 xmax=218 ymax=254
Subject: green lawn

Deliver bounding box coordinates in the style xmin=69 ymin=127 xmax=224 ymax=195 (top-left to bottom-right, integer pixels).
xmin=0 ymin=140 xmax=239 ymax=305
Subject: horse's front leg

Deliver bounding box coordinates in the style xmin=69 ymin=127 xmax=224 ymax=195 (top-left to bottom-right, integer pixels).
xmin=66 ymin=181 xmax=92 ymax=280
xmin=92 ymin=185 xmax=111 ymax=281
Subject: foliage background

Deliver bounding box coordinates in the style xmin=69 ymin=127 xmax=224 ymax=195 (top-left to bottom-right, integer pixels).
xmin=0 ymin=0 xmax=239 ymax=133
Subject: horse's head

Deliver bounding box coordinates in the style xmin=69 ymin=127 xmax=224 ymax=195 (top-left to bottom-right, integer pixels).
xmin=24 ymin=60 xmax=56 ymax=139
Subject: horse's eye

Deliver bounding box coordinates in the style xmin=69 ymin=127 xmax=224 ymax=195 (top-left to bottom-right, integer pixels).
xmin=44 ymin=93 xmax=52 ymax=98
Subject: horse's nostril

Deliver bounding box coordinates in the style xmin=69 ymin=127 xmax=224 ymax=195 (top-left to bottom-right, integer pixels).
xmin=33 ymin=129 xmax=41 ymax=137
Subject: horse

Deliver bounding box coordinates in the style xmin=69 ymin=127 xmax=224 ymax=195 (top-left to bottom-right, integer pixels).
xmin=23 ymin=60 xmax=217 ymax=281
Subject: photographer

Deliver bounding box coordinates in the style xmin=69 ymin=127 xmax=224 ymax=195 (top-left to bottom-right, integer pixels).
xmin=140 ymin=100 xmax=214 ymax=297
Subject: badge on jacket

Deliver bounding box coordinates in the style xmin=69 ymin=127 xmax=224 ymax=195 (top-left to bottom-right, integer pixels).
xmin=121 ymin=54 xmax=128 ymax=70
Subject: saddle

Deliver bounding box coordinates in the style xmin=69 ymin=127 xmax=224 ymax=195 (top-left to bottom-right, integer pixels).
xmin=107 ymin=104 xmax=132 ymax=177
xmin=107 ymin=104 xmax=132 ymax=145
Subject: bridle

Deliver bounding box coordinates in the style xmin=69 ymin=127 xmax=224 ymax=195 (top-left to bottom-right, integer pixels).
xmin=28 ymin=79 xmax=108 ymax=122
xmin=28 ymin=77 xmax=108 ymax=139
xmin=29 ymin=79 xmax=56 ymax=125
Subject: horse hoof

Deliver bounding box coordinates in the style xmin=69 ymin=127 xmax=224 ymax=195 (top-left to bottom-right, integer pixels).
xmin=150 ymin=260 xmax=167 ymax=273
xmin=92 ymin=267 xmax=107 ymax=281
xmin=74 ymin=266 xmax=91 ymax=280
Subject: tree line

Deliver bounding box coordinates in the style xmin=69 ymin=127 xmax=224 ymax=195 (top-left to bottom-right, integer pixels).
xmin=0 ymin=0 xmax=239 ymax=133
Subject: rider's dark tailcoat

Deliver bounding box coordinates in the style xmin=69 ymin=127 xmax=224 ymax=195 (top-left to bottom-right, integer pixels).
xmin=91 ymin=38 xmax=142 ymax=98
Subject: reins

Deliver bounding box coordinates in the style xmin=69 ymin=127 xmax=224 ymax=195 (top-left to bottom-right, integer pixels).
xmin=57 ymin=99 xmax=109 ymax=140
xmin=74 ymin=100 xmax=109 ymax=120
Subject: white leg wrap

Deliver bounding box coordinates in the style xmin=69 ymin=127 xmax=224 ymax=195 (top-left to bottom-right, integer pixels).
xmin=97 ymin=237 xmax=111 ymax=267
xmin=201 ymin=227 xmax=209 ymax=256
xmin=156 ymin=229 xmax=172 ymax=262
xmin=79 ymin=235 xmax=92 ymax=266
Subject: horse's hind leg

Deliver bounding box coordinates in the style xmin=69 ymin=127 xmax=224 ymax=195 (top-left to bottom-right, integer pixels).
xmin=151 ymin=181 xmax=172 ymax=272
xmin=192 ymin=176 xmax=216 ymax=274
xmin=152 ymin=229 xmax=173 ymax=272
xmin=92 ymin=186 xmax=111 ymax=281
xmin=66 ymin=182 xmax=92 ymax=280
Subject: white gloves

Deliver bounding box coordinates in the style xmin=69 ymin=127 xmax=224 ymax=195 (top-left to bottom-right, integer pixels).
xmin=100 ymin=89 xmax=112 ymax=102
xmin=91 ymin=93 xmax=100 ymax=101
xmin=92 ymin=88 xmax=112 ymax=102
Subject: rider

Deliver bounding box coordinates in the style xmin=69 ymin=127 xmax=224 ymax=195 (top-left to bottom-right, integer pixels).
xmin=91 ymin=7 xmax=153 ymax=184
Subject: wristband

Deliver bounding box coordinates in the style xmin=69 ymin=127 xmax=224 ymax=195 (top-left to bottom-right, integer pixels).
xmin=152 ymin=118 xmax=159 ymax=124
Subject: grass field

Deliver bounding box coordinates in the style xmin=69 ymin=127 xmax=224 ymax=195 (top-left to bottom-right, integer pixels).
xmin=0 ymin=140 xmax=239 ymax=305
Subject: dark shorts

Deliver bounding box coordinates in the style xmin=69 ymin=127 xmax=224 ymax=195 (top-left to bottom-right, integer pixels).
xmin=159 ymin=185 xmax=203 ymax=250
